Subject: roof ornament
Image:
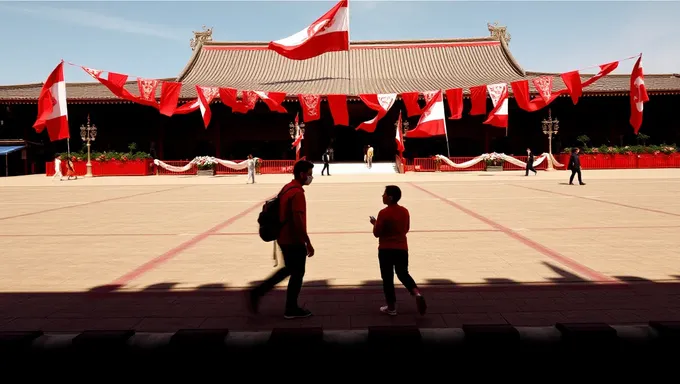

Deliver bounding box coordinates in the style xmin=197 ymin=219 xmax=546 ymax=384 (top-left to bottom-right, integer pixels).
xmin=190 ymin=26 xmax=213 ymax=50
xmin=487 ymin=21 xmax=511 ymax=45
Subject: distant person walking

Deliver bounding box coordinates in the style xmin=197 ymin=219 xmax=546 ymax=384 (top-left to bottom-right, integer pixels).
xmin=525 ymin=148 xmax=537 ymax=176
xmin=369 ymin=185 xmax=426 ymax=316
xmin=52 ymin=155 xmax=63 ymax=181
xmin=246 ymin=154 xmax=256 ymax=184
xmin=66 ymin=158 xmax=77 ymax=180
xmin=366 ymin=145 xmax=374 ymax=169
xmin=568 ymin=148 xmax=586 ymax=185
xmin=249 ymin=160 xmax=316 ymax=319
xmin=321 ymin=149 xmax=331 ymax=176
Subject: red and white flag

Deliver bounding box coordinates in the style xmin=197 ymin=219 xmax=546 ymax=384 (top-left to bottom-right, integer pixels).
xmin=268 ymin=0 xmax=349 ymax=60
xmin=356 ymin=94 xmax=397 ymax=132
xmin=291 ymin=113 xmax=304 ymax=160
xmin=484 ymin=83 xmax=509 ymax=128
xmin=395 ymin=113 xmax=405 ymax=154
xmin=33 ymin=61 xmax=69 ymax=141
xmin=405 ymin=90 xmax=446 ymax=138
xmin=196 ymin=86 xmax=219 ymax=128
xmin=629 ymin=55 xmax=649 ymax=134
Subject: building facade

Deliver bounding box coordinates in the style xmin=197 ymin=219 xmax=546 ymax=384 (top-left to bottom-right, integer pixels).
xmin=1 ymin=25 xmax=679 ymax=175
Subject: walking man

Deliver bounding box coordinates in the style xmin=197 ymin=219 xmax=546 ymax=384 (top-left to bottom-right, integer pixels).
xmin=249 ymin=160 xmax=316 ymax=319
xmin=321 ymin=149 xmax=331 ymax=176
xmin=370 ymin=185 xmax=427 ymax=316
xmin=246 ymin=154 xmax=256 ymax=184
xmin=525 ymin=148 xmax=537 ymax=176
xmin=52 ymin=155 xmax=63 ymax=181
xmin=366 ymin=145 xmax=374 ymax=169
xmin=568 ymin=148 xmax=586 ymax=185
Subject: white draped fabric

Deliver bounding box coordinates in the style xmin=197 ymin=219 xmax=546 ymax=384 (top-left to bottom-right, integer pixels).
xmin=435 ymin=153 xmax=564 ymax=169
xmin=153 ymin=156 xmax=260 ymax=173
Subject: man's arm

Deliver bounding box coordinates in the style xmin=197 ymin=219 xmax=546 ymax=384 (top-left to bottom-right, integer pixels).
xmin=291 ymin=192 xmax=310 ymax=245
xmin=405 ymin=210 xmax=410 ymax=234
xmin=373 ymin=211 xmax=384 ymax=238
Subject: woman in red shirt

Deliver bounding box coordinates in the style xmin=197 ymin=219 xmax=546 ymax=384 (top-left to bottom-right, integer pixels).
xmin=370 ymin=185 xmax=426 ymax=316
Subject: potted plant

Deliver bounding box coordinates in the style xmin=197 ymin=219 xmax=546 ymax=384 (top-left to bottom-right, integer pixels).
xmin=195 ymin=156 xmax=216 ymax=176
xmin=485 ymin=154 xmax=504 ymax=172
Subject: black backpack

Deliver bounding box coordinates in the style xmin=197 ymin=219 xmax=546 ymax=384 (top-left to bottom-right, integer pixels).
xmin=257 ymin=185 xmax=301 ymax=242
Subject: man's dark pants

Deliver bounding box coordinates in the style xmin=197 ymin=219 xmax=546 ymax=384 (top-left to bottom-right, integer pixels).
xmin=252 ymin=244 xmax=307 ymax=310
xmin=569 ymin=167 xmax=583 ymax=184
xmin=322 ymin=162 xmax=330 ymax=175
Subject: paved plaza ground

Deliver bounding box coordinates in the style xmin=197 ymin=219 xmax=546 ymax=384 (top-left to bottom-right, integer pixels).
xmin=1 ymin=169 xmax=680 ymax=331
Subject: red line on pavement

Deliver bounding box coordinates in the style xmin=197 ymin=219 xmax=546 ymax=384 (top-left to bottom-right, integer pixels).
xmin=212 ymin=228 xmax=499 ymax=236
xmin=511 ymin=184 xmax=680 ymax=217
xmin=0 ymin=186 xmax=193 ymax=221
xmin=109 ymin=200 xmax=264 ymax=287
xmin=408 ymin=182 xmax=615 ymax=283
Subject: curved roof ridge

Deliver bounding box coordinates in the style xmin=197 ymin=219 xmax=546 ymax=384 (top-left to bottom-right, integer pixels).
xmin=202 ymin=36 xmax=497 ymax=47
xmin=497 ymin=39 xmax=525 ymax=77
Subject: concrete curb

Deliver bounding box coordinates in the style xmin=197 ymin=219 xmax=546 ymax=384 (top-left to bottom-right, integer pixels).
xmin=1 ymin=321 xmax=678 ymax=355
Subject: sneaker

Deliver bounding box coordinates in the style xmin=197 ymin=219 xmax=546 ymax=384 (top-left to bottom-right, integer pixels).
xmin=580 ymin=183 xmax=586 ymax=185
xmin=284 ymin=307 xmax=312 ymax=319
xmin=380 ymin=306 xmax=397 ymax=316
xmin=415 ymin=295 xmax=427 ymax=315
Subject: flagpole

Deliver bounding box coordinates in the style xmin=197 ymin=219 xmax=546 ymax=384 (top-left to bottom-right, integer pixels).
xmin=67 ymin=138 xmax=71 ymax=157
xmin=346 ymin=0 xmax=351 ymax=95
xmin=444 ymin=125 xmax=451 ymax=158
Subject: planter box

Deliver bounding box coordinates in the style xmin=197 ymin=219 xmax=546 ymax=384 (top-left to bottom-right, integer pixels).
xmin=46 ymin=159 xmax=154 ymax=177
xmin=197 ymin=169 xmax=215 ymax=176
xmin=486 ymin=165 xmax=503 ymax=172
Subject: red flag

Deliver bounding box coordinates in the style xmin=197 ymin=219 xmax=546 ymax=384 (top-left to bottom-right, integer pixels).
xmin=406 ymin=90 xmax=446 ymax=138
xmin=256 ymin=91 xmax=287 ymax=113
xmin=483 ymin=83 xmax=509 ymax=128
xmin=33 ymin=61 xmax=70 ymax=142
xmin=327 ymin=94 xmax=349 ymax=126
xmin=401 ymin=92 xmax=422 ymax=117
xmin=159 ymin=81 xmax=182 ymax=117
xmin=560 ymin=71 xmax=582 ymax=105
xmin=629 ymin=56 xmax=649 ymax=134
xmin=469 ymin=85 xmax=487 ymax=115
xmin=445 ymin=88 xmax=463 ymax=120
xmin=357 ymin=94 xmax=397 ymax=132
xmin=395 ymin=114 xmax=405 ymax=153
xmin=299 ymin=94 xmax=321 ymax=122
xmin=268 ymin=0 xmax=349 ymax=60
xmin=196 ymin=86 xmax=219 ymax=128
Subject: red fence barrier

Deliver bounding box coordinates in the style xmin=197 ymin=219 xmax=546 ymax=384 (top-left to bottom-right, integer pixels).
xmin=155 ymin=160 xmax=197 ymax=176
xmin=154 ymin=159 xmax=296 ymax=176
xmin=409 ymin=153 xmax=680 ymax=172
xmin=46 ymin=159 xmax=154 ymax=176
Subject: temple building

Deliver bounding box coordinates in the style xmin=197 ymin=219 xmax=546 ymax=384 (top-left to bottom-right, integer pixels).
xmin=1 ymin=23 xmax=679 ymax=176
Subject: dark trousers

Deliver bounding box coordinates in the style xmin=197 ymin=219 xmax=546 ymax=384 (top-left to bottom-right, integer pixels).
xmin=253 ymin=244 xmax=307 ymax=310
xmin=525 ymin=163 xmax=537 ymax=176
xmin=322 ymin=162 xmax=330 ymax=175
xmin=569 ymin=168 xmax=583 ymax=184
xmin=378 ymin=249 xmax=418 ymax=306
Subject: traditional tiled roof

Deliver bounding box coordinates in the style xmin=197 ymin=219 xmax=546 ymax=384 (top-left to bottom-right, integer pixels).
xmin=1 ymin=36 xmax=679 ymax=103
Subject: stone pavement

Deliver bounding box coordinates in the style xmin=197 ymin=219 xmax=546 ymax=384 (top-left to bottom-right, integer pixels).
xmin=1 ymin=169 xmax=680 ymax=331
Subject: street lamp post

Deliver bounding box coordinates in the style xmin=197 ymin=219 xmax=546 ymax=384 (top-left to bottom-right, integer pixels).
xmin=395 ymin=119 xmax=410 ymax=141
xmin=542 ymin=108 xmax=559 ymax=171
xmin=80 ymin=115 xmax=98 ymax=177
xmin=288 ymin=120 xmax=305 ymax=159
